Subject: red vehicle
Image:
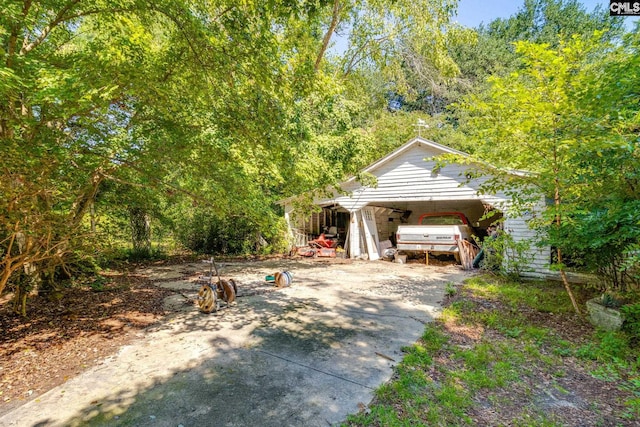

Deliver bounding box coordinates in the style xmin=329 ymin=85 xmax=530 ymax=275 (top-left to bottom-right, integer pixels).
xmin=297 ymin=230 xmax=339 ymax=257
xmin=309 ymin=233 xmax=339 ymax=249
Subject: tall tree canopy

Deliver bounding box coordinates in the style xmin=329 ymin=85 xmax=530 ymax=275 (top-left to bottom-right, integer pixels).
xmin=456 ymin=27 xmax=640 ymax=309
xmin=1 ymin=0 xmax=461 ymax=311
xmin=428 ymin=0 xmax=624 ymax=115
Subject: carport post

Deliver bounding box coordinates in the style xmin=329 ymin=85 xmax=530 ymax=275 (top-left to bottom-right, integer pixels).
xmin=348 ymin=210 xmax=361 ymax=258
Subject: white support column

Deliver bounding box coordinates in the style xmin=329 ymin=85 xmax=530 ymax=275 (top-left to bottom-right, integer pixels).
xmin=349 ymin=210 xmax=361 ymax=258
xmin=283 ymin=204 xmax=295 ymax=247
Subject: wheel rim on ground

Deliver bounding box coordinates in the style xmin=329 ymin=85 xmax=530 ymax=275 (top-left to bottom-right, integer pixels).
xmin=229 ymin=278 xmax=238 ymax=296
xmin=274 ymin=271 xmax=291 ymax=288
xmin=219 ymin=279 xmax=236 ymax=304
xmin=198 ymin=284 xmax=217 ymax=313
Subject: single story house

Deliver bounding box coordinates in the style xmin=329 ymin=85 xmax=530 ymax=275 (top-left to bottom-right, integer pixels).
xmin=283 ymin=137 xmax=550 ymax=277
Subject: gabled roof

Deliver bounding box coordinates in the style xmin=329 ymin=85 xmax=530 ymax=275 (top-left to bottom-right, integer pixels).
xmin=279 ymin=137 xmax=461 ymax=205
xmin=343 ymin=136 xmax=469 ymax=184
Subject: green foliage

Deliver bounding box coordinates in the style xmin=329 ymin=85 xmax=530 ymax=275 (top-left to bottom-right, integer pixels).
xmin=440 ymin=299 xmax=475 ymax=322
xmin=465 ymin=276 xmax=574 ymax=314
xmin=421 ymin=326 xmax=449 ymax=353
xmin=484 ymin=0 xmax=621 ymax=47
xmin=445 ymin=281 xmax=457 ymax=297
xmin=175 ymin=208 xmax=287 ymax=256
xmin=89 ymin=276 xmax=108 ymax=292
xmin=401 ymin=343 xmax=433 ymax=369
xmin=621 ymin=303 xmax=640 ymax=342
xmin=1 ymin=0 xmax=305 ymax=295
xmin=325 ymin=0 xmax=461 ymax=91
xmin=442 ymin=0 xmax=624 ymax=117
xmin=344 ymin=404 xmax=405 ymax=427
xmin=575 ymin=331 xmax=633 ymax=366
xmin=2 ymin=0 xmax=370 ymax=309
xmin=479 ymin=232 xmax=533 ymax=279
xmin=547 ymin=200 xmax=640 ymax=293
xmin=455 ymin=27 xmax=640 ymax=303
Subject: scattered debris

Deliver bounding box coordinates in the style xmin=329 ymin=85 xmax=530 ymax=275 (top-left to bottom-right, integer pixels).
xmin=375 ymin=352 xmax=396 ymax=362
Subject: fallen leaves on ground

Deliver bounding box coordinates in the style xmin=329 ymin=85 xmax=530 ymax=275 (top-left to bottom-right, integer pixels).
xmin=0 ymin=270 xmax=173 ymax=413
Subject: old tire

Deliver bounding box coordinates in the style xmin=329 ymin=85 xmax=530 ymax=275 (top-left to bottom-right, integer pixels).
xmin=228 ymin=279 xmax=238 ymax=297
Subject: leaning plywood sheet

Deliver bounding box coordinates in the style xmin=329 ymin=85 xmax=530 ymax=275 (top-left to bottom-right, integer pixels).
xmin=361 ymin=207 xmax=380 ymax=261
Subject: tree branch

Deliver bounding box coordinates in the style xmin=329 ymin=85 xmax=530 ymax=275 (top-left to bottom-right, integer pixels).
xmin=342 ymin=35 xmax=391 ymax=77
xmin=315 ymin=0 xmax=343 ymax=72
xmin=20 ymin=0 xmax=83 ymax=55
xmin=20 ymin=3 xmax=140 ymax=56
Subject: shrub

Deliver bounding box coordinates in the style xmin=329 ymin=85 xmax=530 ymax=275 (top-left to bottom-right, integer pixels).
xmin=547 ymin=202 xmax=640 ymax=294
xmin=621 ymin=303 xmax=640 ymax=343
xmin=480 ymin=232 xmax=532 ymax=279
xmin=175 ymin=209 xmax=287 ymax=256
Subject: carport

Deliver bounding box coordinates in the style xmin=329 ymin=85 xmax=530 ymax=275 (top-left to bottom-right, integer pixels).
xmin=284 ymin=137 xmax=549 ymax=277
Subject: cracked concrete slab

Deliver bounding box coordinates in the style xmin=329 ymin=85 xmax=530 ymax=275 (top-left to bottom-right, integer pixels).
xmin=0 ymin=258 xmax=472 ymax=427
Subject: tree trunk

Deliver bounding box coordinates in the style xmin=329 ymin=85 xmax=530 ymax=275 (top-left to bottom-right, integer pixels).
xmin=129 ymin=207 xmax=151 ymax=256
xmin=13 ymin=266 xmax=38 ymax=317
xmin=70 ymin=169 xmax=103 ymax=228
xmin=315 ymin=0 xmax=342 ymax=71
xmin=557 ymin=248 xmax=580 ymax=315
xmin=90 ymin=202 xmax=96 ymax=233
xmin=553 ymin=145 xmax=581 ymax=315
xmin=11 ymin=231 xmax=41 ymax=316
xmin=13 ymin=286 xmax=28 ymax=317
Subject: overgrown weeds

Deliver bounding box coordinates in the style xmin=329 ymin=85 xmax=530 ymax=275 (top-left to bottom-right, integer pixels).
xmin=344 ymin=276 xmax=640 ymax=426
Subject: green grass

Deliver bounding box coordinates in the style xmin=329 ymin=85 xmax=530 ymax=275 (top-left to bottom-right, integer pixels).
xmin=343 ymin=275 xmax=640 ymax=427
xmin=464 ymin=276 xmax=574 ymax=313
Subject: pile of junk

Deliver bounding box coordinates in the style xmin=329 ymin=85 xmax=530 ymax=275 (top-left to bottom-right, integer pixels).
xmin=296 ymin=226 xmax=344 ymax=258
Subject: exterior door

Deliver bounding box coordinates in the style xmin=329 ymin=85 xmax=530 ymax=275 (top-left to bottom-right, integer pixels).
xmin=361 ymin=207 xmax=380 ymax=261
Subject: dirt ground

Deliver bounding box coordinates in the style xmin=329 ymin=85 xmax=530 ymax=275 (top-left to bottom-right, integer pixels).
xmin=0 ymin=265 xmax=173 ymax=413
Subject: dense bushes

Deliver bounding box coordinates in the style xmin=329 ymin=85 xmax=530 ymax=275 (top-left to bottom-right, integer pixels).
xmin=175 ymin=209 xmax=287 ymax=256
xmin=548 ymin=201 xmax=640 ymax=294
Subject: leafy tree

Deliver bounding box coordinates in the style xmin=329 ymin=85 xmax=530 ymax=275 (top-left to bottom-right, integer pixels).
xmin=1 ymin=0 xmax=462 ymax=314
xmin=454 ymin=0 xmax=623 ymax=82
xmin=401 ymin=0 xmax=626 ymax=121
xmin=0 ymin=0 xmax=322 ymax=311
xmin=456 ymin=28 xmax=640 ymax=311
xmin=274 ymin=0 xmax=465 ymax=203
xmin=313 ymin=0 xmax=459 ymax=78
xmin=547 ymin=27 xmax=640 ymax=294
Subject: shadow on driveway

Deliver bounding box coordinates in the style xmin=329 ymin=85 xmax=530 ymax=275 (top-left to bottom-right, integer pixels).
xmin=0 ymin=260 xmax=471 ymax=427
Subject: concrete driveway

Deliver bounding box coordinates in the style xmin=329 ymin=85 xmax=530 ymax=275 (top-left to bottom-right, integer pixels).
xmin=0 ymin=258 xmax=471 ymax=427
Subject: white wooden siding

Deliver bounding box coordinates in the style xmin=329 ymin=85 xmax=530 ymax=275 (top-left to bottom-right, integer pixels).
xmin=321 ymin=144 xmax=508 ymax=210
xmin=503 ymin=208 xmax=550 ymax=277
